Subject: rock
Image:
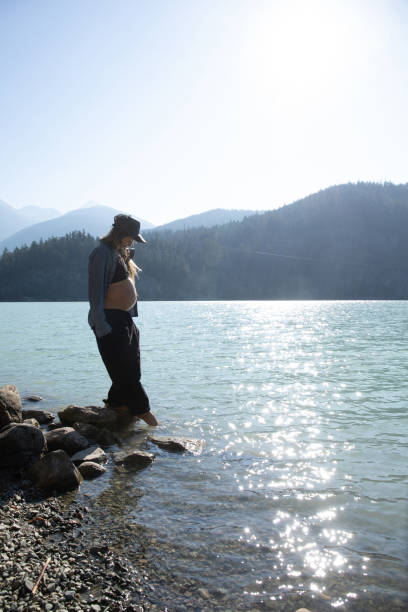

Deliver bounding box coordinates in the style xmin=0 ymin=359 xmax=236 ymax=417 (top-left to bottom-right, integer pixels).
xmin=114 ymin=450 xmax=154 ymax=469
xmin=22 ymin=409 xmax=54 ymax=424
xmin=71 ymin=446 xmax=107 ymax=465
xmin=296 ymin=609 xmax=312 ymax=612
xmin=28 ymin=449 xmax=83 ymax=492
xmin=0 ymin=423 xmax=46 ymax=468
xmin=78 ymin=461 xmax=107 ymax=479
xmin=48 ymin=421 xmax=64 ymax=430
xmin=148 ymin=435 xmax=206 ymax=455
xmin=23 ymin=418 xmax=40 ymax=428
xmin=24 ymin=394 xmax=43 ymax=402
xmin=0 ymin=384 xmax=23 ymax=427
xmin=73 ymin=422 xmax=99 ymax=440
xmin=96 ymin=428 xmax=117 ymax=446
xmin=58 ymin=405 xmax=117 ymax=428
xmin=45 ymin=427 xmax=89 ymax=455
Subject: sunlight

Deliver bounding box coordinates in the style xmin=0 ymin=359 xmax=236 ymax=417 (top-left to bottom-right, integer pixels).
xmin=243 ymin=0 xmax=356 ymax=104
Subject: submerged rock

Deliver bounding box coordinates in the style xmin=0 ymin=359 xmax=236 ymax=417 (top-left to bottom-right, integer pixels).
xmin=0 ymin=423 xmax=46 ymax=468
xmin=0 ymin=384 xmax=23 ymax=427
xmin=73 ymin=422 xmax=99 ymax=440
xmin=70 ymin=446 xmax=107 ymax=465
xmin=114 ymin=450 xmax=154 ymax=469
xmin=58 ymin=405 xmax=117 ymax=428
xmin=24 ymin=394 xmax=43 ymax=402
xmin=22 ymin=408 xmax=54 ymax=424
xmin=148 ymin=435 xmax=206 ymax=455
xmin=45 ymin=427 xmax=89 ymax=455
xmin=28 ymin=449 xmax=83 ymax=492
xmin=78 ymin=461 xmax=107 ymax=480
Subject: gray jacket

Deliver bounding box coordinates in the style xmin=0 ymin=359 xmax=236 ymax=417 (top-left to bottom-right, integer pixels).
xmin=88 ymin=241 xmax=138 ymax=338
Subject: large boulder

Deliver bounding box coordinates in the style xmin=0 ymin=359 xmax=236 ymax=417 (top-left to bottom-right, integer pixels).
xmin=58 ymin=405 xmax=117 ymax=428
xmin=0 ymin=385 xmax=23 ymax=427
xmin=0 ymin=423 xmax=46 ymax=468
xmin=28 ymin=449 xmax=83 ymax=492
xmin=22 ymin=409 xmax=54 ymax=424
xmin=45 ymin=427 xmax=89 ymax=455
xmin=114 ymin=450 xmax=154 ymax=469
xmin=148 ymin=435 xmax=206 ymax=455
xmin=70 ymin=446 xmax=107 ymax=465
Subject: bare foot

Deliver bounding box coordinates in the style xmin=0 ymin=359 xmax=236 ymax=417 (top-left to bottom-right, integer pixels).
xmin=138 ymin=411 xmax=159 ymax=426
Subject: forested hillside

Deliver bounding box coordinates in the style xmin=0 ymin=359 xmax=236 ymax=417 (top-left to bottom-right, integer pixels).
xmin=0 ymin=183 xmax=407 ymax=301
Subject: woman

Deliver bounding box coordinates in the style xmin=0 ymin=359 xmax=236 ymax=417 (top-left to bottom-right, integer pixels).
xmin=88 ymin=214 xmax=158 ymax=426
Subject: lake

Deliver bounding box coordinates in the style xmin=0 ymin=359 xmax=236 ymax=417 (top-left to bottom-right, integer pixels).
xmin=0 ymin=301 xmax=407 ymax=610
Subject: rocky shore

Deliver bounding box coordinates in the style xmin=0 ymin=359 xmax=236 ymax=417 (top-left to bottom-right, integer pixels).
xmin=0 ymin=476 xmax=149 ymax=611
xmin=0 ymin=384 xmax=206 ymax=611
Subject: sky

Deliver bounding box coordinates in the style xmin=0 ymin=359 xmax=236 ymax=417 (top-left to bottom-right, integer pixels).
xmin=0 ymin=0 xmax=407 ymax=226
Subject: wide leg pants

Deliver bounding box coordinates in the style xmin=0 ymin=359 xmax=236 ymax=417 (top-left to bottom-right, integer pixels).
xmin=96 ymin=309 xmax=150 ymax=415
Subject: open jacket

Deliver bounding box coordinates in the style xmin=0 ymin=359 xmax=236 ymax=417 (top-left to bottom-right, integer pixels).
xmin=88 ymin=241 xmax=138 ymax=338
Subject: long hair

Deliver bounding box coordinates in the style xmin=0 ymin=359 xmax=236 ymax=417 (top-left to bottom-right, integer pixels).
xmin=100 ymin=227 xmax=142 ymax=280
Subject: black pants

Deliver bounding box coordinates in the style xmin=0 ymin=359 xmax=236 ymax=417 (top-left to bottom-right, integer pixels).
xmin=96 ymin=309 xmax=150 ymax=415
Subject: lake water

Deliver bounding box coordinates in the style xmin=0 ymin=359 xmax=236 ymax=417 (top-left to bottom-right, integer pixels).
xmin=0 ymin=301 xmax=407 ymax=610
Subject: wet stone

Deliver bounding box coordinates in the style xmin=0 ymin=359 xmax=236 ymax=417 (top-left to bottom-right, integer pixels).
xmin=148 ymin=435 xmax=206 ymax=455
xmin=70 ymin=446 xmax=107 ymax=465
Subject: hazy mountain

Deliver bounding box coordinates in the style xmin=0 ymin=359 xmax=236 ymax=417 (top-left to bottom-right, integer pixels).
xmin=0 ymin=205 xmax=154 ymax=251
xmin=0 ymin=200 xmax=26 ymax=241
xmin=0 ymin=199 xmax=62 ymax=241
xmin=1 ymin=182 xmax=407 ymax=301
xmin=149 ymin=208 xmax=262 ymax=232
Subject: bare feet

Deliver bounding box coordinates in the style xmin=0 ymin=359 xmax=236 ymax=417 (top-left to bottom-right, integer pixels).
xmin=138 ymin=411 xmax=159 ymax=426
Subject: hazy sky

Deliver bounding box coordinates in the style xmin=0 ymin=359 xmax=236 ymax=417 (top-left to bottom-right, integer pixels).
xmin=1 ymin=0 xmax=407 ymax=225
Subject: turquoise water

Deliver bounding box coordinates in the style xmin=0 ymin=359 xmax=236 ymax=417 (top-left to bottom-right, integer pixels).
xmin=0 ymin=301 xmax=407 ymax=610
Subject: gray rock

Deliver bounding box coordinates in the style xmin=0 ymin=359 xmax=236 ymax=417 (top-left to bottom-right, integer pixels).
xmin=0 ymin=423 xmax=46 ymax=468
xmin=24 ymin=394 xmax=43 ymax=402
xmin=23 ymin=418 xmax=40 ymax=428
xmin=45 ymin=427 xmax=89 ymax=455
xmin=70 ymin=446 xmax=107 ymax=465
xmin=22 ymin=409 xmax=54 ymax=424
xmin=114 ymin=450 xmax=154 ymax=469
xmin=28 ymin=449 xmax=83 ymax=492
xmin=58 ymin=405 xmax=117 ymax=428
xmin=73 ymin=422 xmax=99 ymax=440
xmin=0 ymin=384 xmax=23 ymax=427
xmin=78 ymin=461 xmax=107 ymax=479
xmin=148 ymin=435 xmax=206 ymax=455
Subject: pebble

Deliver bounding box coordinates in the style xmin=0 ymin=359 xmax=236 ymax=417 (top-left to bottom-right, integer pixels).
xmin=0 ymin=476 xmax=149 ymax=612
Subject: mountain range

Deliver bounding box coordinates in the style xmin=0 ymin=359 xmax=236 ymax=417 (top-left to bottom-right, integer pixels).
xmin=0 ymin=200 xmax=61 ymax=241
xmin=0 ymin=202 xmax=260 ymax=251
xmin=0 ymin=182 xmax=407 ymax=300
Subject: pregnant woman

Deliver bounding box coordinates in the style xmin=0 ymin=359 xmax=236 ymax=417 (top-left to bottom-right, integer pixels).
xmin=88 ymin=214 xmax=158 ymax=426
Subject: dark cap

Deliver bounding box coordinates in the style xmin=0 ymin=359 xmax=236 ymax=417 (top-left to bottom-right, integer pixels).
xmin=112 ymin=215 xmax=146 ymax=243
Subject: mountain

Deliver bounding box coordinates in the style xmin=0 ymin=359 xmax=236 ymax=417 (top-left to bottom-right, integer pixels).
xmin=0 ymin=199 xmax=62 ymax=241
xmin=149 ymin=208 xmax=262 ymax=232
xmin=0 ymin=205 xmax=154 ymax=251
xmin=0 ymin=200 xmax=26 ymax=241
xmin=0 ymin=182 xmax=407 ymax=300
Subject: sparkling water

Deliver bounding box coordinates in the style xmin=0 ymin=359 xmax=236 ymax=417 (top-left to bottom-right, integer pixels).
xmin=1 ymin=301 xmax=407 ymax=610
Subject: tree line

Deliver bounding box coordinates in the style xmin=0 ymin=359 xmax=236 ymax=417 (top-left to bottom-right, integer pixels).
xmin=0 ymin=182 xmax=407 ymax=301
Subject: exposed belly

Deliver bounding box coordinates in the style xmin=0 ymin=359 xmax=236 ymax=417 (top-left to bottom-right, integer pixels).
xmin=104 ymin=278 xmax=137 ymax=311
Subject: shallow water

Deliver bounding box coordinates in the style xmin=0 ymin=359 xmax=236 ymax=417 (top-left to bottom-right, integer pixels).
xmin=1 ymin=300 xmax=407 ymax=610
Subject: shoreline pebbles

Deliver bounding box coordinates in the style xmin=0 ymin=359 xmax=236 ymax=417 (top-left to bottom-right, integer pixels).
xmin=0 ymin=474 xmax=149 ymax=612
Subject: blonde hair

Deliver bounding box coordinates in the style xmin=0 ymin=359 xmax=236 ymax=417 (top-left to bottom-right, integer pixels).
xmin=101 ymin=228 xmax=142 ymax=280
